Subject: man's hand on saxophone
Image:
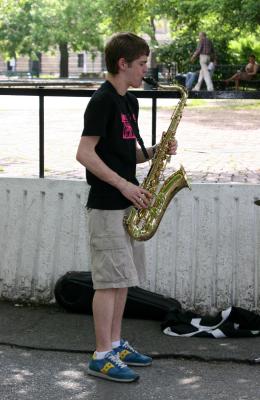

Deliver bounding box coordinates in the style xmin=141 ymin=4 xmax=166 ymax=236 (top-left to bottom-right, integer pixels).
xmin=137 ymin=138 xmax=178 ymax=163
xmin=167 ymin=139 xmax=178 ymax=155
xmin=117 ymin=179 xmax=152 ymax=209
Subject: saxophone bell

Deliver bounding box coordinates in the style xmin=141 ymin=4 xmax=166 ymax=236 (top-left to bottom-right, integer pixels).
xmin=124 ymin=165 xmax=191 ymax=241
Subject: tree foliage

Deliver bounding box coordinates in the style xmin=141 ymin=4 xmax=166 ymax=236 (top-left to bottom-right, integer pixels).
xmin=0 ymin=0 xmax=104 ymax=76
xmin=210 ymin=0 xmax=260 ymax=27
xmin=156 ymin=0 xmax=260 ymax=69
xmin=102 ymin=0 xmax=163 ymax=49
xmin=0 ymin=0 xmax=35 ymax=58
xmin=0 ymin=0 xmax=259 ymax=75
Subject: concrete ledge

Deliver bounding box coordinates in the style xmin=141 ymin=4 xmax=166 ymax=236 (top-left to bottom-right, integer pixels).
xmin=0 ymin=178 xmax=260 ymax=312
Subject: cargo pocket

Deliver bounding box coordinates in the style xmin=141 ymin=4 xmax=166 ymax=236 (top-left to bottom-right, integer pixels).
xmin=90 ymin=235 xmax=130 ymax=283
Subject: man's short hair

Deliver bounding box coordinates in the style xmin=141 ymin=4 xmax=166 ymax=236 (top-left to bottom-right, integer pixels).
xmin=105 ymin=32 xmax=150 ymax=75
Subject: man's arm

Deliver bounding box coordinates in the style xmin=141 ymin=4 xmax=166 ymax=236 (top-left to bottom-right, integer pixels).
xmin=250 ymin=64 xmax=258 ymax=76
xmin=191 ymin=41 xmax=202 ymax=62
xmin=136 ymin=139 xmax=178 ymax=163
xmin=76 ymin=136 xmax=151 ymax=208
xmin=136 ymin=145 xmax=156 ymax=163
xmin=245 ymin=64 xmax=257 ymax=76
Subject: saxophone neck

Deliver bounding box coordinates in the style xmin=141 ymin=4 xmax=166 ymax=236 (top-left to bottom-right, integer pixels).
xmin=143 ymin=77 xmax=188 ymax=99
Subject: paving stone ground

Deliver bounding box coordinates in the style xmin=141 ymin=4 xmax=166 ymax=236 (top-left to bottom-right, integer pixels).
xmin=0 ymin=96 xmax=260 ymax=183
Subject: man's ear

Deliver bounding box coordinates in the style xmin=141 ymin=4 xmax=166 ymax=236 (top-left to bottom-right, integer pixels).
xmin=118 ymin=57 xmax=128 ymax=71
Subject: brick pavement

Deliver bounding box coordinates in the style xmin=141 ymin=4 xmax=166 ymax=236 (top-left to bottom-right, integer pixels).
xmin=0 ymin=97 xmax=259 ymax=183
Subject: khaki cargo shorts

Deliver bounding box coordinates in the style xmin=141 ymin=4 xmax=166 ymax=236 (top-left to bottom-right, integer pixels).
xmin=87 ymin=208 xmax=146 ymax=290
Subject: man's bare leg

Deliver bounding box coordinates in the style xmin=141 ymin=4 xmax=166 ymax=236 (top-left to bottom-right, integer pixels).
xmin=92 ymin=288 xmax=117 ymax=351
xmin=111 ymin=287 xmax=128 ymax=342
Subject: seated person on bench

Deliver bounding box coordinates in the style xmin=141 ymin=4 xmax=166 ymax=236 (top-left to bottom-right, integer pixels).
xmin=225 ymin=54 xmax=258 ymax=89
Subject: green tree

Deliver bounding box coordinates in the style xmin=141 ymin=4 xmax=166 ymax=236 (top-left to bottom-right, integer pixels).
xmin=209 ymin=0 xmax=260 ymax=61
xmin=38 ymin=0 xmax=104 ymax=77
xmin=1 ymin=0 xmax=259 ymax=77
xmin=0 ymin=0 xmax=35 ymax=59
xmin=0 ymin=0 xmax=104 ymax=77
xmin=211 ymin=0 xmax=260 ymax=27
xmin=103 ymin=0 xmax=165 ymax=68
xmin=155 ymin=0 xmax=260 ymax=69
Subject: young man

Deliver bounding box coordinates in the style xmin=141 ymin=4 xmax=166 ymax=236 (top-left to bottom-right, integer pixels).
xmin=76 ymin=32 xmax=177 ymax=383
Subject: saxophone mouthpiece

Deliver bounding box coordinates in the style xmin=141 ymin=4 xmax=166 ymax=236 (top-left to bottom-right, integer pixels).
xmin=143 ymin=76 xmax=159 ymax=88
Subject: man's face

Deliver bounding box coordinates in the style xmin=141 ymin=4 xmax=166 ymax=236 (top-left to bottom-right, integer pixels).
xmin=125 ymin=55 xmax=148 ymax=88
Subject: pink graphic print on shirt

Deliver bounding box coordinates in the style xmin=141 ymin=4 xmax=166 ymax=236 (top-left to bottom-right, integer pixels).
xmin=121 ymin=113 xmax=136 ymax=139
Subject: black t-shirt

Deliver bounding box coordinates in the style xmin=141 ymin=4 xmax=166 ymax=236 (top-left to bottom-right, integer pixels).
xmin=82 ymin=80 xmax=140 ymax=209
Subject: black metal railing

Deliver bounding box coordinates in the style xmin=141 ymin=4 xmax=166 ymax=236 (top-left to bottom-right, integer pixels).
xmin=1 ymin=86 xmax=260 ymax=178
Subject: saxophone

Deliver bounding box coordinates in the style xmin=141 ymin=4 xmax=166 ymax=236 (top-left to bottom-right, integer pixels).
xmin=123 ymin=77 xmax=191 ymax=241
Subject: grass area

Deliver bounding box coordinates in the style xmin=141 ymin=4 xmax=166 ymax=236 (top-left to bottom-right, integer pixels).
xmin=217 ymin=101 xmax=260 ymax=110
xmin=187 ymin=99 xmax=260 ymax=109
xmin=186 ymin=99 xmax=208 ymax=107
xmin=147 ymin=99 xmax=260 ymax=110
xmin=38 ymin=74 xmax=59 ymax=79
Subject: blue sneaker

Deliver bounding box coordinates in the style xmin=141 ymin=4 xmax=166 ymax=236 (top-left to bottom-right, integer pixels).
xmin=88 ymin=349 xmax=139 ymax=382
xmin=115 ymin=340 xmax=152 ymax=366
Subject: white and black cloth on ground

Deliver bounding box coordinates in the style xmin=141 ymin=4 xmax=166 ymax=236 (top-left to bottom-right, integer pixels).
xmin=161 ymin=306 xmax=260 ymax=338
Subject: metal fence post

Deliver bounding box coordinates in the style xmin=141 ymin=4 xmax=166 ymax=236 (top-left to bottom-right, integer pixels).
xmin=39 ymin=92 xmax=44 ymax=178
xmin=152 ymin=96 xmax=157 ymax=145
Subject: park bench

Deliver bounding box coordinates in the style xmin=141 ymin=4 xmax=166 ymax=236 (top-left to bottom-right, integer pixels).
xmin=174 ymin=64 xmax=260 ymax=91
xmin=213 ymin=64 xmax=260 ymax=90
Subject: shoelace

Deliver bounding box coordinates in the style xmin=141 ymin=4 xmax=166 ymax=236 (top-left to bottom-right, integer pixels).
xmin=107 ymin=353 xmax=127 ymax=369
xmin=123 ymin=341 xmax=138 ymax=353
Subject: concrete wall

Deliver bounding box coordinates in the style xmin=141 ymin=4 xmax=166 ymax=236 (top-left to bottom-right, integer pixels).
xmin=0 ymin=178 xmax=260 ymax=312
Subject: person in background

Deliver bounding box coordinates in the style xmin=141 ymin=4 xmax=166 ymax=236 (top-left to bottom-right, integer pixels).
xmin=224 ymin=55 xmax=258 ymax=90
xmin=191 ymin=32 xmax=215 ymax=91
xmin=190 ymin=57 xmax=216 ymax=91
xmin=76 ymin=32 xmax=178 ymax=383
xmin=185 ymin=58 xmax=216 ymax=91
xmin=185 ymin=69 xmax=199 ymax=91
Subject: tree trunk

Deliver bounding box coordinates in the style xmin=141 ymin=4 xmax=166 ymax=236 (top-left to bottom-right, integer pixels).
xmin=149 ymin=16 xmax=159 ymax=71
xmin=30 ymin=52 xmax=41 ymax=77
xmin=59 ymin=42 xmax=69 ymax=78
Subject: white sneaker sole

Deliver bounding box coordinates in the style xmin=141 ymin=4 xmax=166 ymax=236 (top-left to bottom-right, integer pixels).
xmin=124 ymin=360 xmax=152 ymax=367
xmin=87 ymin=368 xmax=139 ymax=383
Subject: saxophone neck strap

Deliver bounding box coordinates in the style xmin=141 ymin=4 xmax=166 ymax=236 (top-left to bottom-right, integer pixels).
xmin=125 ymin=96 xmax=149 ymax=160
xmin=135 ymin=132 xmax=150 ymax=160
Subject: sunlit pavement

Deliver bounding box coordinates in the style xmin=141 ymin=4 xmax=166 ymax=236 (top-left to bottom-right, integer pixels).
xmin=1 ymin=345 xmax=260 ymax=400
xmin=1 ymin=96 xmax=260 ymax=399
xmin=0 ymin=96 xmax=260 ymax=183
xmin=0 ymin=302 xmax=260 ymax=400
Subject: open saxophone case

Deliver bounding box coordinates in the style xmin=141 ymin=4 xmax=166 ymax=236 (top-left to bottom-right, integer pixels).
xmin=54 ymin=271 xmax=181 ymax=321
